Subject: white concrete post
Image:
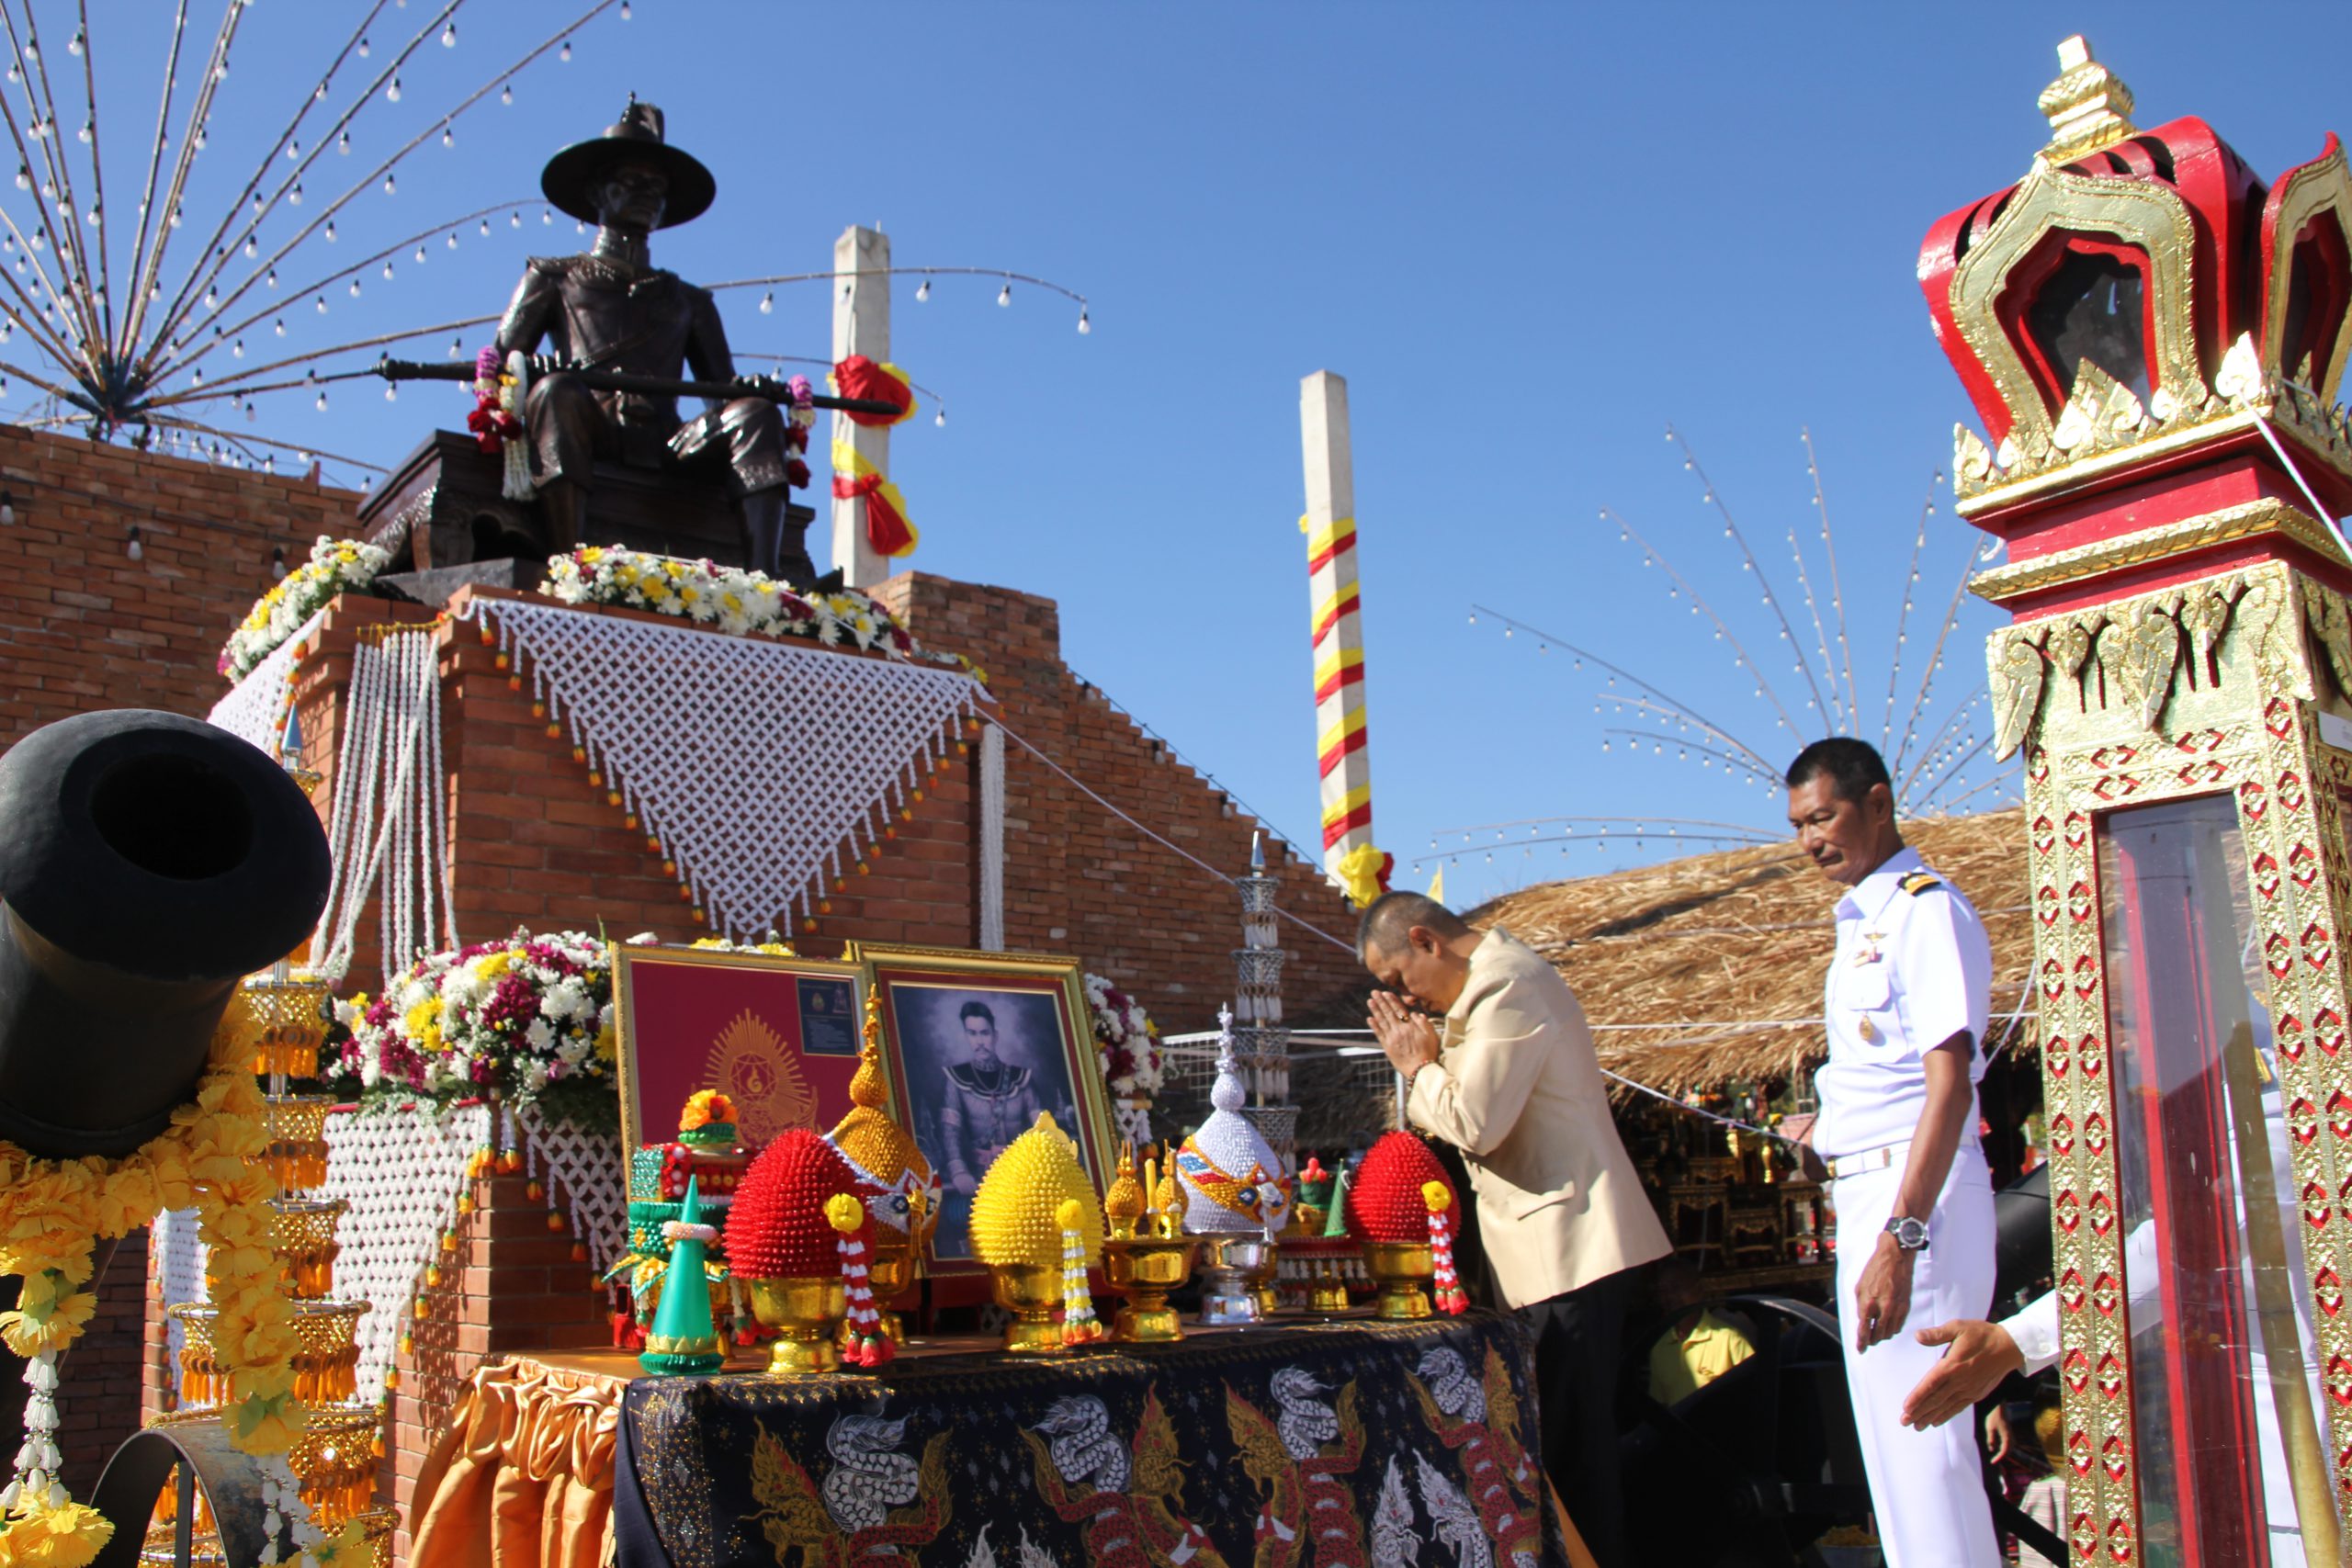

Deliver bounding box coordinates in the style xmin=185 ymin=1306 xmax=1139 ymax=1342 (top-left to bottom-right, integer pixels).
xmin=830 ymin=225 xmax=891 ymax=589
xmin=1300 ymin=370 xmax=1375 ymax=888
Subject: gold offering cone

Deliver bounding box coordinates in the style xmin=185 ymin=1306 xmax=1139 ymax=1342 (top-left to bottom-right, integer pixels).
xmin=749 ymin=1276 xmax=848 ymax=1375
xmin=1362 ymin=1241 xmax=1436 ymax=1320
xmin=989 ymin=1261 xmax=1068 ymax=1355
xmin=1103 ymin=1235 xmax=1197 ymax=1342
xmin=174 ymin=1301 xmax=367 ymax=1407
xmin=271 ymin=1197 xmax=347 ymax=1299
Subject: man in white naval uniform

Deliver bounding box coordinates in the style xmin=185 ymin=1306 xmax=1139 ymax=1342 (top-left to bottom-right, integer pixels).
xmin=1786 ymin=738 xmax=1999 ymax=1568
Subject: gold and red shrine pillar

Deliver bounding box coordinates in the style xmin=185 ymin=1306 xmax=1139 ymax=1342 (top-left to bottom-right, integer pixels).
xmin=1923 ymin=36 xmax=2352 ymax=1565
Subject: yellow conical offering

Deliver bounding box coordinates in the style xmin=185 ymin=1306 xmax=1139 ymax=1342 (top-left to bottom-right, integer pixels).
xmin=1105 ymin=1142 xmax=1145 ymax=1239
xmin=971 ymin=1111 xmax=1104 ymax=1269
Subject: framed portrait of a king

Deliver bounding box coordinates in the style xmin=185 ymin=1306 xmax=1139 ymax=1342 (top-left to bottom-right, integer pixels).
xmin=849 ymin=944 xmax=1113 ymax=1270
xmin=610 ymin=944 xmax=872 ymax=1159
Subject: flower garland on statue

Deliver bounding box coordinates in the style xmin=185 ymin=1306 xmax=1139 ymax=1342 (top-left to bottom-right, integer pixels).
xmin=1082 ymin=974 xmax=1165 ymax=1100
xmin=328 ymin=930 xmax=616 ymax=1130
xmin=539 ymin=546 xmax=927 ymax=659
xmin=220 ymin=536 xmax=392 ymax=681
xmin=0 ymin=1016 xmax=310 ymax=1568
xmin=464 ymin=347 xmax=531 ymax=502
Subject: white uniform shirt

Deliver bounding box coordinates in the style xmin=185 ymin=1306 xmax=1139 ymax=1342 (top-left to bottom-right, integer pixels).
xmin=1814 ymin=846 xmax=1992 ymax=1160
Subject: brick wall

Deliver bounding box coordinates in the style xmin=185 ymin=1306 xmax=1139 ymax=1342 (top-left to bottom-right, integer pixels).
xmin=0 ymin=424 xmax=362 ymax=748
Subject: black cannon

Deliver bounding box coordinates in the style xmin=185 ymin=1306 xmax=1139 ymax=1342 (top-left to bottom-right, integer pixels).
xmin=0 ymin=709 xmax=330 ymax=1158
xmin=0 ymin=709 xmax=332 ymax=1568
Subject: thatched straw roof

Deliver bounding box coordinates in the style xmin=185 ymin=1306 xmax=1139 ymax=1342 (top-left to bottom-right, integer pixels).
xmin=1469 ymin=809 xmax=2034 ymax=1098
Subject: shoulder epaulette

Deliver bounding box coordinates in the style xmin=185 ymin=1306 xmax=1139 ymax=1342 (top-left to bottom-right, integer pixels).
xmin=1898 ymin=871 xmax=1943 ymax=896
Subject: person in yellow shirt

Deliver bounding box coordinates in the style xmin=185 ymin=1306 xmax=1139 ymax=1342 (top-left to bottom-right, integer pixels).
xmin=1645 ymin=1259 xmax=1757 ymax=1405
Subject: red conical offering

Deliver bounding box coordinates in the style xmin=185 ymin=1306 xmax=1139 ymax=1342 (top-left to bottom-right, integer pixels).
xmin=729 ymin=1129 xmax=862 ymax=1279
xmin=1344 ymin=1130 xmax=1456 ymax=1245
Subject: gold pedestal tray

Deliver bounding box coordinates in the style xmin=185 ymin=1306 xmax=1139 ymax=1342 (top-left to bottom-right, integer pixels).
xmin=749 ymin=1276 xmax=847 ymax=1375
xmin=1103 ymin=1235 xmax=1197 ymax=1341
xmin=264 ymin=1093 xmax=335 ymax=1191
xmin=232 ymin=976 xmax=333 ymax=1079
xmin=1362 ymin=1241 xmax=1436 ymax=1320
xmin=864 ymin=1231 xmax=915 ymax=1345
xmin=270 ymin=1198 xmax=348 ymax=1300
xmin=175 ymin=1300 xmax=368 ymax=1406
xmin=989 ymin=1261 xmax=1069 ymax=1354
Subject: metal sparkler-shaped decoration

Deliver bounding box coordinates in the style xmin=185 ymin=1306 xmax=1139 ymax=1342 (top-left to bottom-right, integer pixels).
xmin=0 ymin=0 xmax=642 ymax=478
xmin=1441 ymin=426 xmax=2013 ymax=874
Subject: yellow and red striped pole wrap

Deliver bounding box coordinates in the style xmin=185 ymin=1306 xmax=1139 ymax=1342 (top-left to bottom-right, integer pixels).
xmin=1299 ymin=371 xmax=1388 ymax=907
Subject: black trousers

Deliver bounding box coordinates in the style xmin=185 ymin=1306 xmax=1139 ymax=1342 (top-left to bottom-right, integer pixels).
xmin=1521 ymin=1268 xmax=1638 ymax=1568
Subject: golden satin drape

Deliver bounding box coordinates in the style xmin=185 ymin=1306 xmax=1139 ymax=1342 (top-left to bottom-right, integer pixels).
xmin=409 ymin=1357 xmax=622 ymax=1568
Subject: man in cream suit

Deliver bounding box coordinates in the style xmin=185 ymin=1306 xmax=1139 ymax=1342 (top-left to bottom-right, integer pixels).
xmin=1363 ymin=892 xmax=1672 ymax=1568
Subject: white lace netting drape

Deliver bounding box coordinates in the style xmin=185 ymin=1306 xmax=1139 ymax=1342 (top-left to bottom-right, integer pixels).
xmin=317 ymin=1101 xmax=489 ymax=1398
xmin=206 ymin=609 xmax=327 ymax=751
xmin=509 ymin=1100 xmax=626 ymax=1276
xmin=462 ymin=597 xmax=985 ymax=938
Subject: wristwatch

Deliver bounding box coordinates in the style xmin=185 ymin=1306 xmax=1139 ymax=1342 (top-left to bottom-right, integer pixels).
xmin=1883 ymin=1214 xmax=1930 ymax=1252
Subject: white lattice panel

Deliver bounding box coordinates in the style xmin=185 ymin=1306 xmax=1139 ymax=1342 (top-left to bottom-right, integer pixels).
xmin=511 ymin=1102 xmax=626 ymax=1277
xmin=320 ymin=1102 xmax=489 ymax=1399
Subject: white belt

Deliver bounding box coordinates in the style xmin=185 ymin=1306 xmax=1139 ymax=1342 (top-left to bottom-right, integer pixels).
xmin=1822 ymin=1138 xmax=1912 ymax=1182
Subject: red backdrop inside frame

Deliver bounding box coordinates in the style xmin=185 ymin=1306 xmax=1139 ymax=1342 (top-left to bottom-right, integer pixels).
xmin=612 ymin=947 xmax=872 ymax=1155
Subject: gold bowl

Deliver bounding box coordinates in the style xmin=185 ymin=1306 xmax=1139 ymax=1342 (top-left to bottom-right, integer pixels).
xmin=263 ymin=1094 xmax=335 ymax=1192
xmin=235 ymin=977 xmax=333 ymax=1079
xmin=989 ymin=1261 xmax=1068 ymax=1354
xmin=270 ymin=1198 xmax=347 ymax=1299
xmin=1103 ymin=1235 xmax=1197 ymax=1342
xmin=865 ymin=1229 xmax=915 ymax=1344
xmin=175 ymin=1300 xmax=366 ymax=1406
xmin=748 ymin=1276 xmax=847 ymax=1375
xmin=1362 ymin=1241 xmax=1436 ymax=1320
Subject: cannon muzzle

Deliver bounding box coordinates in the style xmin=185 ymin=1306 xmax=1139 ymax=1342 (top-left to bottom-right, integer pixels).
xmin=0 ymin=710 xmax=331 ymax=1158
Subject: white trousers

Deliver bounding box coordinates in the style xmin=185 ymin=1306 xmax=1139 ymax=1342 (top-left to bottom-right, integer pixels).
xmin=1833 ymin=1148 xmax=2001 ymax=1568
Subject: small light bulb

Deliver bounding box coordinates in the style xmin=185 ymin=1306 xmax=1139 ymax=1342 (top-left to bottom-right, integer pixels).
xmin=315 ymin=296 xmax=327 ymax=314
xmin=126 ymin=527 xmax=142 ymax=560
xmin=315 ymin=391 xmax=327 ymax=412
xmin=446 ymin=231 xmax=458 ymax=250
xmin=383 ymin=174 xmax=396 ymax=195
xmin=288 ymin=183 xmax=303 ymax=206
xmin=509 ymin=211 xmax=520 ymax=228
xmin=382 ymin=262 xmax=394 ymax=280
xmin=243 ymin=237 xmax=257 ymax=257
xmin=357 ymin=36 xmax=370 ymax=57
xmin=348 ymin=280 xmax=361 ymax=298
xmin=385 ymin=383 xmax=397 ymax=401
xmin=560 ymin=39 xmax=572 ymax=62
xmin=915 ymin=276 xmax=931 ymax=301
xmin=1076 ymin=308 xmax=1090 ymax=334
xmin=759 ymin=291 xmax=773 ymax=314
xmin=479 ymin=219 xmax=489 ymax=236
xmin=933 ymin=408 xmax=945 ymax=428
xmin=275 ymin=318 xmax=286 ymax=336
xmin=266 ymin=267 xmax=277 ymax=288
xmin=0 ymin=494 xmax=16 ymax=525
xmin=272 ymin=547 xmax=287 ymax=578
xmin=10 ymin=166 xmax=22 ymax=189
xmin=324 ymin=220 xmax=336 ymax=243
xmin=205 ymin=286 xmax=218 ymax=307
xmin=338 ymin=132 xmax=351 ymax=155
xmin=541 ymin=208 xmax=552 ymax=224
xmin=441 ymin=125 xmax=454 ymax=148
xmin=286 ymin=140 xmax=300 ymax=161
xmin=233 ymin=339 xmax=244 ymax=357
xmin=414 ymin=246 xmax=426 ymax=263
xmin=67 ymin=29 xmax=82 ymax=55
xmin=440 ymin=22 xmax=456 ymax=46
xmin=621 ymin=0 xmax=632 ymax=16
xmin=76 ymin=119 xmax=91 ymax=145
xmin=996 ymin=282 xmax=1011 ymax=307
xmin=448 ymin=336 xmax=463 ymax=359
xmin=501 ymin=83 xmax=513 ymax=106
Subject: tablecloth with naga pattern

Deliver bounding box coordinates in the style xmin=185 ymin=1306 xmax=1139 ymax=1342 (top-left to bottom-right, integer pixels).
xmin=613 ymin=1309 xmax=1575 ymax=1568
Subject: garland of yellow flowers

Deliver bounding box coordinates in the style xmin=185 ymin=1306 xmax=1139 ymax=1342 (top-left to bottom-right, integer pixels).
xmin=0 ymin=1010 xmax=310 ymax=1568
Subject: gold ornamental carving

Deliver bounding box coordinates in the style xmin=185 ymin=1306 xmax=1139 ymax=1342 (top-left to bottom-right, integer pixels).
xmin=1948 ymin=164 xmax=2205 ymax=464
xmin=2037 ymin=36 xmax=2136 ymax=164
xmin=1986 ymin=559 xmax=2324 ymax=761
xmin=1970 ymin=500 xmax=2343 ymax=605
xmin=2261 ymin=138 xmax=2352 ymax=408
xmin=2007 ymin=554 xmax=2352 ymax=1548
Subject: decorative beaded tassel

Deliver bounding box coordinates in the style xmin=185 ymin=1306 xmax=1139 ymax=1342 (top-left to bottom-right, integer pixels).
xmin=3 ymin=1350 xmax=66 ymax=1514
xmin=1423 ymin=1181 xmax=1469 ymax=1315
xmin=1057 ymin=1199 xmax=1104 ymax=1345
xmin=828 ymin=1195 xmax=892 ymax=1368
xmin=500 ymin=351 xmax=535 ymax=500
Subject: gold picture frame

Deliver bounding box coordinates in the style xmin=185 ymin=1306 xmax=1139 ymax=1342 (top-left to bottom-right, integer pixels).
xmin=847 ymin=942 xmax=1112 ymax=1272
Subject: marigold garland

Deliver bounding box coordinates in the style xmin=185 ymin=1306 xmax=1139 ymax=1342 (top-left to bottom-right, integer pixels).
xmin=0 ymin=1008 xmax=300 ymax=1568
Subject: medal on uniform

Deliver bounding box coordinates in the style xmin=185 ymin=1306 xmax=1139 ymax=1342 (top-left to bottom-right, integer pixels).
xmin=1859 ymin=1017 xmax=1879 ymax=1043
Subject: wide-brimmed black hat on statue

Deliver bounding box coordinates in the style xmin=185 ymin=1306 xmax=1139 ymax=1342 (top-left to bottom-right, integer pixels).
xmin=539 ymin=98 xmax=716 ymax=229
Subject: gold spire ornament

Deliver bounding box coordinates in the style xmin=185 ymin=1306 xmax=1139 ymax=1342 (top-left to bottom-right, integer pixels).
xmin=2037 ymin=36 xmax=2137 ymax=163
xmin=823 ymin=990 xmax=938 ymax=1343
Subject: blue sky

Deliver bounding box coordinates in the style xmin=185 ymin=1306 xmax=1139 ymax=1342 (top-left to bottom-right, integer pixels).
xmin=19 ymin=1 xmax=2352 ymax=908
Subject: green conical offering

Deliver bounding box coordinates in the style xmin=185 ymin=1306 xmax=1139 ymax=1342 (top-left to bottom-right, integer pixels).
xmin=1324 ymin=1165 xmax=1353 ymax=1237
xmin=639 ymin=1176 xmax=724 ymax=1376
